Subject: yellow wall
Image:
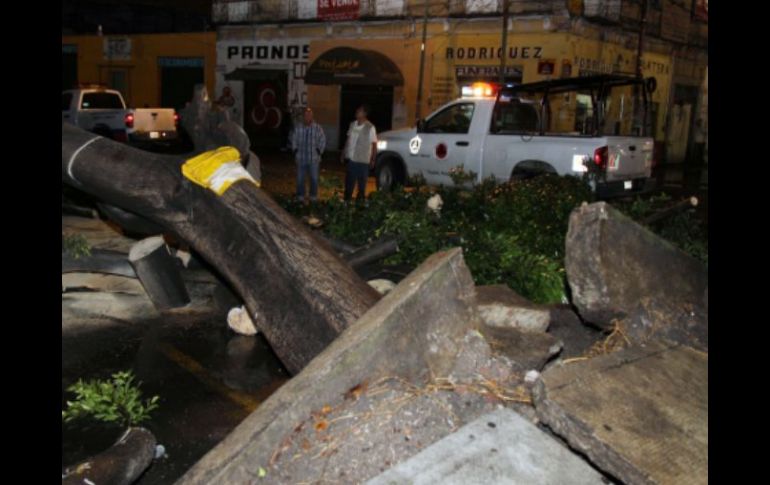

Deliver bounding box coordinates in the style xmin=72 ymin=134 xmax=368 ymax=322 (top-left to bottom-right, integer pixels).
xmin=306 ymin=27 xmax=672 ymax=141
xmin=62 ymin=32 xmax=216 ymax=108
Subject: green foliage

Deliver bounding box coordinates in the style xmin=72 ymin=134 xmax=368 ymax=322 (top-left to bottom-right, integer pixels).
xmin=448 ymin=165 xmax=478 ymax=186
xmin=281 ymin=175 xmax=593 ymax=303
xmin=62 ymin=234 xmax=91 ymax=259
xmin=62 ymin=371 xmax=159 ymax=429
xmin=280 ymin=176 xmax=706 ymax=303
xmin=319 ymin=174 xmax=342 ymax=190
xmin=614 ymin=192 xmax=708 ymax=266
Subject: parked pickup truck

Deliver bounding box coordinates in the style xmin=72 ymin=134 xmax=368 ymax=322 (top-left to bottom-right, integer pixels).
xmin=62 ymin=86 xmax=178 ymax=143
xmin=375 ymin=75 xmax=658 ymax=198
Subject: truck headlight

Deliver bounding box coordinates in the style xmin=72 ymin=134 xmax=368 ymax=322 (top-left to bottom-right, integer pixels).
xmin=377 ymin=140 xmax=388 ymax=151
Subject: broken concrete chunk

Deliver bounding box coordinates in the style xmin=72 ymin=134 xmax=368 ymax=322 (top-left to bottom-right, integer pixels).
xmin=546 ymin=304 xmax=605 ymax=360
xmin=367 ymin=408 xmax=606 ymax=485
xmin=367 ymin=278 xmax=396 ymax=295
xmin=178 ymin=248 xmax=478 ymax=484
xmin=565 ymin=202 xmax=707 ymax=349
xmin=227 ymin=306 xmax=258 ymax=336
xmin=483 ymin=323 xmax=562 ymax=371
xmin=475 ymin=284 xmax=550 ymax=332
xmin=533 ymin=342 xmax=708 ymax=485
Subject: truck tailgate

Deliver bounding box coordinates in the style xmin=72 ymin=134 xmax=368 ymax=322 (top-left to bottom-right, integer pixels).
xmin=132 ymin=109 xmax=176 ymax=133
xmin=604 ymin=137 xmax=653 ymax=181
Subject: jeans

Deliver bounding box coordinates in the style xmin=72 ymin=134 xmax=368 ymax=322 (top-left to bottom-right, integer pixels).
xmin=344 ymin=159 xmax=369 ymax=201
xmin=296 ymin=161 xmax=320 ymax=201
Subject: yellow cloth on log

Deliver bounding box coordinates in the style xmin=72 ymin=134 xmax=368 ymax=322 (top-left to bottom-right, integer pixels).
xmin=181 ymin=147 xmax=260 ymax=195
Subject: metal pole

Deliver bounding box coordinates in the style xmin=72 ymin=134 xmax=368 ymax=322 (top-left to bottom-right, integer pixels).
xmin=634 ymin=0 xmax=648 ymax=135
xmin=636 ymin=0 xmax=648 ymax=78
xmin=415 ymin=1 xmax=429 ymax=121
xmin=499 ymin=0 xmax=510 ymax=85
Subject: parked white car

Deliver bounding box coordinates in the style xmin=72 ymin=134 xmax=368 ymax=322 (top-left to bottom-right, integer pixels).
xmin=375 ymin=75 xmax=657 ymax=198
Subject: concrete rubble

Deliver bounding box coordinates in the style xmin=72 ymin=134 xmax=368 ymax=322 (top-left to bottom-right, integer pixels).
xmin=533 ymin=342 xmax=708 ymax=485
xmin=565 ymin=202 xmax=708 ymax=350
xmin=62 ymin=197 xmax=708 ymax=483
xmin=367 ymin=408 xmax=606 ymax=485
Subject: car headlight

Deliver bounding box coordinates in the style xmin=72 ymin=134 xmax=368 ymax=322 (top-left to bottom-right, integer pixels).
xmin=377 ymin=140 xmax=388 ymax=151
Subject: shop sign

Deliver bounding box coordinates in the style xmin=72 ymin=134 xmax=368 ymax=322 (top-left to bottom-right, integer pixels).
xmin=446 ymin=46 xmax=543 ymax=60
xmin=104 ymin=37 xmax=131 ymax=61
xmin=455 ymin=65 xmax=523 ymax=79
xmin=318 ymin=0 xmax=359 ymax=21
xmin=537 ymin=60 xmax=556 ymax=75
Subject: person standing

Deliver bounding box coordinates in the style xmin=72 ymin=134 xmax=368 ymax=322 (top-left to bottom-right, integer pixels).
xmin=291 ymin=107 xmax=326 ymax=202
xmin=342 ymin=105 xmax=377 ymax=202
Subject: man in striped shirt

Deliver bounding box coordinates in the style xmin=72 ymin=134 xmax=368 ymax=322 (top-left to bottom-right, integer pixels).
xmin=291 ymin=107 xmax=326 ymax=202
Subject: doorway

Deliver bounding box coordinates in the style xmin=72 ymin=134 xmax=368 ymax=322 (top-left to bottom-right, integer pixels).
xmin=243 ymin=73 xmax=289 ymax=151
xmin=62 ymin=45 xmax=78 ymax=91
xmin=159 ymin=57 xmax=204 ymax=110
xmin=338 ymin=85 xmax=394 ymax=149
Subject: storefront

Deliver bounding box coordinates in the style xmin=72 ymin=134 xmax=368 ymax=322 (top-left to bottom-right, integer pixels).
xmin=215 ymin=39 xmax=311 ymax=149
xmin=217 ymin=18 xmax=676 ymax=150
xmin=61 ymin=32 xmax=216 ymax=110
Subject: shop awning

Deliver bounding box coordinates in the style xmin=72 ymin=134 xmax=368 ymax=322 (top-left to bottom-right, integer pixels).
xmin=304 ymin=47 xmax=404 ymax=86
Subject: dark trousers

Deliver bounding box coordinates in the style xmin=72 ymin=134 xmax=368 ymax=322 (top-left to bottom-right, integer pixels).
xmin=344 ymin=159 xmax=369 ymax=201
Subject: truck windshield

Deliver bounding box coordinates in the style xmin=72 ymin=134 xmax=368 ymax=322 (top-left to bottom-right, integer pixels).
xmin=81 ymin=92 xmax=124 ymax=110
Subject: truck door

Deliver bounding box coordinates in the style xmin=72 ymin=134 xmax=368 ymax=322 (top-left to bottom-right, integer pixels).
xmin=414 ymin=102 xmax=478 ymax=186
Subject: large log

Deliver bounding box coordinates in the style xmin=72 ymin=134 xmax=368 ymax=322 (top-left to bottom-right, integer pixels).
xmin=62 ymin=427 xmax=157 ymax=485
xmin=62 ymin=123 xmax=379 ymax=373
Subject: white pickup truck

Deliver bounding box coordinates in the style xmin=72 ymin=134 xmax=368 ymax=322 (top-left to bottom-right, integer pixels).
xmin=62 ymin=87 xmax=178 ymax=143
xmin=375 ymin=75 xmax=657 ymax=198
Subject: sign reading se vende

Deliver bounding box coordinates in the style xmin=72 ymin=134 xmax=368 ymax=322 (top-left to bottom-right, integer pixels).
xmin=318 ymin=0 xmax=359 ymax=21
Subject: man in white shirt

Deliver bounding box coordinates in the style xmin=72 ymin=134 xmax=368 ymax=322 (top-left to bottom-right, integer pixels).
xmin=341 ymin=105 xmax=377 ymax=202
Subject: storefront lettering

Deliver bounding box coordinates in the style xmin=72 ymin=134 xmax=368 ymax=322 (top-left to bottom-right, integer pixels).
xmin=317 ymin=58 xmax=361 ymax=72
xmin=446 ymin=46 xmax=542 ymax=60
xmin=227 ymin=44 xmax=310 ymax=61
xmin=573 ymin=56 xmax=670 ymax=75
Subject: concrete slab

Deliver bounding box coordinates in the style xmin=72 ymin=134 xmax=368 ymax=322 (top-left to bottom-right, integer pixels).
xmin=475 ymin=284 xmax=550 ymax=332
xmin=565 ymin=202 xmax=707 ymax=350
xmin=367 ymin=407 xmax=606 ymax=485
xmin=177 ymin=248 xmax=479 ymax=484
xmin=533 ymin=342 xmax=708 ymax=485
xmin=483 ymin=324 xmax=562 ymax=371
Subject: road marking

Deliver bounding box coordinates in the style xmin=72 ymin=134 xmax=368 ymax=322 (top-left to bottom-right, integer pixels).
xmin=158 ymin=342 xmax=266 ymax=413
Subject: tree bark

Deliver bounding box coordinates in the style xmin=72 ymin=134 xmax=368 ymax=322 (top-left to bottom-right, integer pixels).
xmin=62 ymin=427 xmax=156 ymax=485
xmin=62 ymin=123 xmax=380 ymax=374
xmin=129 ymin=236 xmax=191 ymax=310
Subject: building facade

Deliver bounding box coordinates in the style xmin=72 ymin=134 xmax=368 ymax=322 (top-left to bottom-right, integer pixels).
xmin=214 ymin=1 xmax=706 ymax=166
xmin=62 ymin=32 xmax=217 ymax=112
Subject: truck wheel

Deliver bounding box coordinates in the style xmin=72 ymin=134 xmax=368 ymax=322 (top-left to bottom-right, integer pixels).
xmin=376 ymin=158 xmax=403 ymax=192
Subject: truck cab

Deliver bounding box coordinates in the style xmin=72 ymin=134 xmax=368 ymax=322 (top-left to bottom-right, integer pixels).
xmin=375 ymin=75 xmax=658 ymax=198
xmin=62 ymin=86 xmax=178 ymax=144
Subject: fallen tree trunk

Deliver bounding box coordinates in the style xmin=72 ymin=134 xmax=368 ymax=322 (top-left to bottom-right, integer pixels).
xmin=641 ymin=196 xmax=699 ymax=225
xmin=62 ymin=427 xmax=156 ymax=485
xmin=62 ymin=123 xmax=379 ymax=373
